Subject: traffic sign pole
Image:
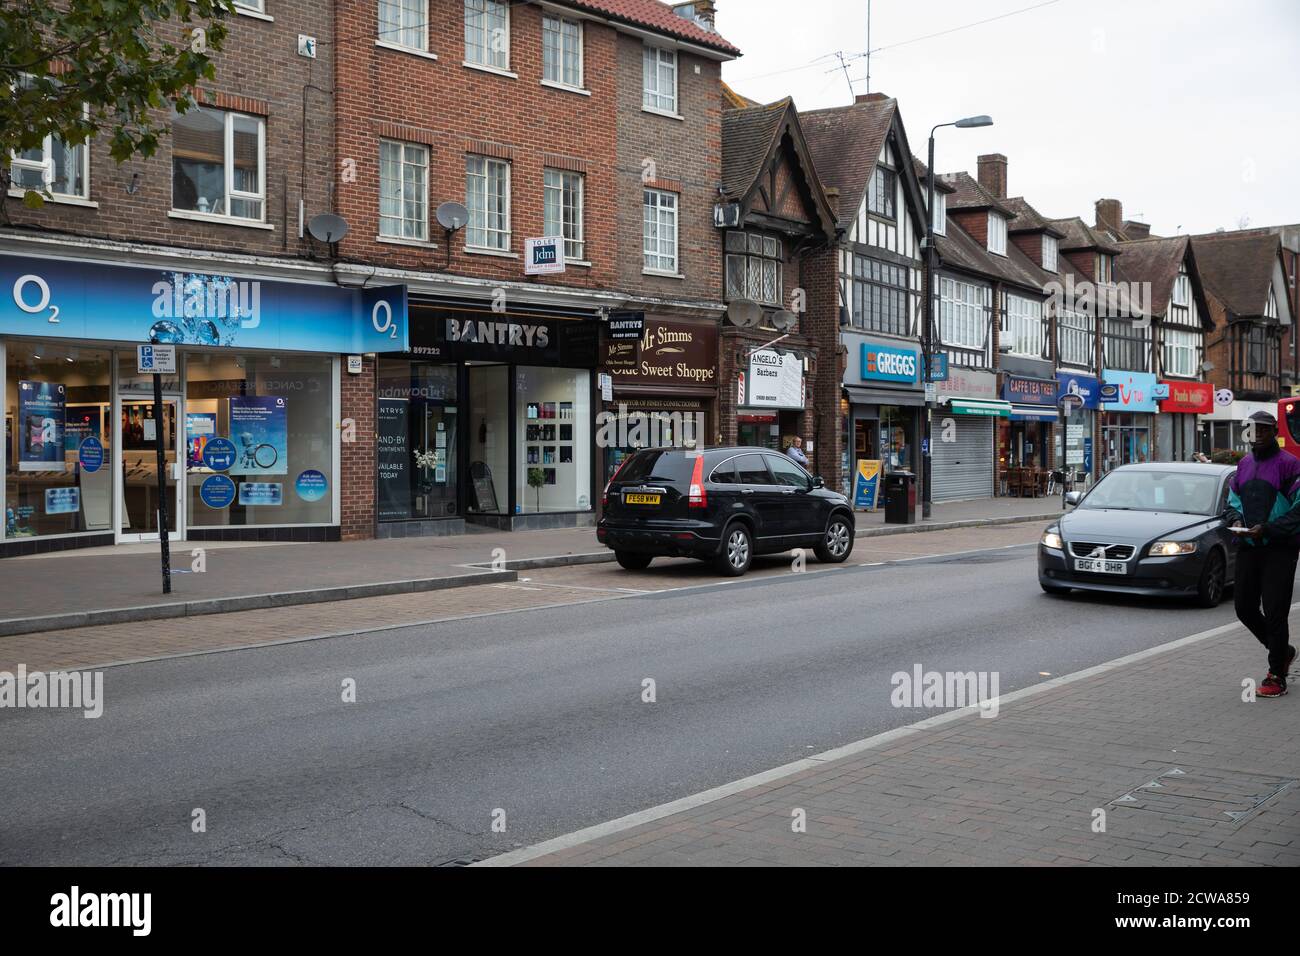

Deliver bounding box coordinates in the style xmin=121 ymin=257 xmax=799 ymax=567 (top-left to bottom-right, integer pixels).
xmin=152 ymin=370 xmax=172 ymax=595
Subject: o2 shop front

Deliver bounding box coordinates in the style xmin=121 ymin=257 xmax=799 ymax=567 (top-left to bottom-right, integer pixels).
xmin=1 ymin=253 xmax=406 ymax=556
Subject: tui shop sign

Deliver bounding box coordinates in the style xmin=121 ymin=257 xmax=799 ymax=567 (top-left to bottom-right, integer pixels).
xmin=0 ymin=254 xmax=408 ymax=352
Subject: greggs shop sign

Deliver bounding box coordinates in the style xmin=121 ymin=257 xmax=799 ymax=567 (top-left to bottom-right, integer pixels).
xmin=1158 ymin=380 xmax=1214 ymax=414
xmin=860 ymin=341 xmax=919 ymax=384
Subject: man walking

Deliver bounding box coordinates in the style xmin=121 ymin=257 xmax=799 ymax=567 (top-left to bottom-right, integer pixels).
xmin=786 ymin=435 xmax=809 ymax=468
xmin=1227 ymin=411 xmax=1300 ymax=697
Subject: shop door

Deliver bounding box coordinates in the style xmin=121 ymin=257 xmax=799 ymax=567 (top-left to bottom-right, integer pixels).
xmin=931 ymin=415 xmax=994 ymax=502
xmin=118 ymin=394 xmax=183 ymax=541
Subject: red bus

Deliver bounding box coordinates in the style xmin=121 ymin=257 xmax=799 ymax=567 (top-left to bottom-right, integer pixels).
xmin=1280 ymin=398 xmax=1300 ymax=460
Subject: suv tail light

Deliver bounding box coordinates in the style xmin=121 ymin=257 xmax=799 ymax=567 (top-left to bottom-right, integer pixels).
xmin=601 ymin=457 xmax=629 ymax=508
xmin=687 ymin=454 xmax=707 ymax=508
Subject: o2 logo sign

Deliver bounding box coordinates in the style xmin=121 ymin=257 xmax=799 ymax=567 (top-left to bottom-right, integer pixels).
xmin=12 ymin=274 xmax=60 ymax=324
xmin=371 ymin=298 xmax=398 ymax=340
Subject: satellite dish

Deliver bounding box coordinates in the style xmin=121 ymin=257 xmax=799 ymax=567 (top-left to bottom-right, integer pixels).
xmin=437 ymin=201 xmax=469 ymax=232
xmin=308 ymin=213 xmax=349 ymax=244
xmin=727 ymin=299 xmax=763 ymax=328
xmin=771 ymin=309 xmax=798 ymax=331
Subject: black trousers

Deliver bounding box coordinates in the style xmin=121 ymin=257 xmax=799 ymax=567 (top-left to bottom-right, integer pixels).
xmin=1234 ymin=544 xmax=1300 ymax=676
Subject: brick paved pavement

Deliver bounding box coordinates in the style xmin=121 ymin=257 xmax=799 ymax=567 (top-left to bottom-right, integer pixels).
xmin=487 ymin=614 xmax=1300 ymax=867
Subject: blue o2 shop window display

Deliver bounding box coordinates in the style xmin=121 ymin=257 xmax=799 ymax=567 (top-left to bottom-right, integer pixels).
xmin=4 ymin=342 xmax=113 ymax=539
xmin=186 ymin=352 xmax=334 ymax=527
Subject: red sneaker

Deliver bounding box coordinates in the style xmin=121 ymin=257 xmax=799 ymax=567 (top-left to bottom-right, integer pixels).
xmin=1259 ymin=674 xmax=1289 ymax=698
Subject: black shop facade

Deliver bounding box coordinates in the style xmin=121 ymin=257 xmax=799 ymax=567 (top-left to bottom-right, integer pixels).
xmin=376 ymin=301 xmax=600 ymax=535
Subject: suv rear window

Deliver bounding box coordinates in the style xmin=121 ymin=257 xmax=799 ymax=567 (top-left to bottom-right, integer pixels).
xmin=616 ymin=450 xmax=697 ymax=484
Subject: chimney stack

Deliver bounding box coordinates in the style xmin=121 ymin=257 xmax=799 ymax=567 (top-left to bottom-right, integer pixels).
xmin=854 ymin=92 xmax=889 ymax=105
xmin=691 ymin=0 xmax=717 ymax=30
xmin=1096 ymin=198 xmax=1123 ymax=231
xmin=977 ymin=154 xmax=1007 ymax=200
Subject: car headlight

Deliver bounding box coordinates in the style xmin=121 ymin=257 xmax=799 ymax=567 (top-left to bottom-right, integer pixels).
xmin=1041 ymin=530 xmax=1063 ymax=550
xmin=1150 ymin=540 xmax=1197 ymax=556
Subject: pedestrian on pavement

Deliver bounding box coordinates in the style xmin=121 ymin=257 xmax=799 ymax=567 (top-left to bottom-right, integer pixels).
xmin=786 ymin=436 xmax=809 ymax=467
xmin=1226 ymin=411 xmax=1300 ymax=698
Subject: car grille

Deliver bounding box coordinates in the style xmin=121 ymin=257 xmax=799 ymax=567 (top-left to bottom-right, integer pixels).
xmin=1069 ymin=541 xmax=1135 ymax=560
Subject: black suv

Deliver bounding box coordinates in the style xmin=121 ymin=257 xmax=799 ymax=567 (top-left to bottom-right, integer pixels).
xmin=597 ymin=446 xmax=855 ymax=576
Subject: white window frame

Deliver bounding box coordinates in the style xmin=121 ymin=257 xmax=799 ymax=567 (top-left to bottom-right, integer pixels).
xmin=9 ymin=130 xmax=90 ymax=202
xmin=938 ymin=277 xmax=985 ymax=349
xmin=1097 ymin=253 xmax=1113 ymax=283
xmin=234 ymin=0 xmax=267 ymax=13
xmin=170 ymin=107 xmax=266 ymax=224
xmin=1004 ymin=294 xmax=1043 ymax=357
xmin=1042 ymin=234 xmax=1058 ymax=272
xmin=465 ymin=154 xmax=511 ymax=251
xmin=1057 ymin=308 xmax=1094 ymax=369
xmin=542 ymin=14 xmax=583 ymax=90
xmin=643 ymin=45 xmax=678 ymax=115
xmin=543 ymin=168 xmax=584 ymax=262
xmin=378 ymin=139 xmax=429 ymax=242
xmin=930 ymin=191 xmax=945 ymax=235
xmin=1162 ymin=326 xmax=1199 ymax=379
xmin=987 ymin=212 xmax=1007 ymax=255
xmin=643 ymin=188 xmax=679 ymax=274
xmin=378 ymin=0 xmax=428 ymax=53
xmin=464 ymin=0 xmax=510 ymax=71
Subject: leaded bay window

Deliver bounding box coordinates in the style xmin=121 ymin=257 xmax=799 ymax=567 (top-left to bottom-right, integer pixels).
xmin=850 ymin=255 xmax=910 ymax=336
xmin=724 ymin=232 xmax=782 ymax=305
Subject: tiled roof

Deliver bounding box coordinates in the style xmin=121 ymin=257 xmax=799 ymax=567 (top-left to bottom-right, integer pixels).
xmin=911 ymin=155 xmax=956 ymax=194
xmin=1191 ymin=230 xmax=1282 ymax=320
xmin=936 ymin=215 xmax=1052 ymax=296
xmin=800 ymin=97 xmax=897 ymax=221
xmin=721 ymin=81 xmax=760 ymax=109
xmin=1002 ymin=197 xmax=1065 ymax=238
xmin=941 ymin=171 xmax=1015 ymax=217
xmin=720 ymin=99 xmax=789 ymax=200
xmin=1049 ymin=216 xmax=1123 ymax=254
xmin=561 ymin=1 xmax=740 ymax=55
xmin=1113 ymin=236 xmax=1189 ymax=319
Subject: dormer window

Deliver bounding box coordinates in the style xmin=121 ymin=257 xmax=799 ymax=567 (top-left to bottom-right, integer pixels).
xmin=1096 ymin=253 xmax=1114 ymax=283
xmin=987 ymin=212 xmax=1006 ymax=255
xmin=930 ymin=192 xmax=945 ymax=235
xmin=1042 ymin=234 xmax=1058 ymax=272
xmin=1266 ymin=286 xmax=1278 ymax=320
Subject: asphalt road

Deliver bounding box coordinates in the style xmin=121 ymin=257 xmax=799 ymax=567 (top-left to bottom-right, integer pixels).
xmin=0 ymin=541 xmax=1257 ymax=866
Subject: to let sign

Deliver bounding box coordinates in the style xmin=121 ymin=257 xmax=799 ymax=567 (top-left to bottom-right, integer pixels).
xmin=524 ymin=236 xmax=565 ymax=275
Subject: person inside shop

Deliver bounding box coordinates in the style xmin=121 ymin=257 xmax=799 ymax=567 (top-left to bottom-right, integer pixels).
xmin=786 ymin=435 xmax=809 ymax=468
xmin=1226 ymin=411 xmax=1300 ymax=698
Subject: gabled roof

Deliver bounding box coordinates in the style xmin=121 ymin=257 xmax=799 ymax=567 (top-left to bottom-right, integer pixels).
xmin=935 ymin=214 xmax=1052 ymax=297
xmin=800 ymin=96 xmax=927 ymax=239
xmin=1113 ymin=236 xmax=1191 ymax=320
xmin=720 ymin=98 xmax=837 ymax=240
xmin=941 ymin=171 xmax=1016 ymax=218
xmin=1191 ymin=230 xmax=1284 ymax=320
xmin=1049 ymin=216 xmax=1123 ymax=254
xmin=1002 ymin=197 xmax=1065 ymax=238
xmin=721 ymin=80 xmax=759 ymax=110
xmin=560 ymin=0 xmax=740 ymax=56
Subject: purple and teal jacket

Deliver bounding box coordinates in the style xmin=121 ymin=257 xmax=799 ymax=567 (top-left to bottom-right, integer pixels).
xmin=1227 ymin=448 xmax=1300 ymax=548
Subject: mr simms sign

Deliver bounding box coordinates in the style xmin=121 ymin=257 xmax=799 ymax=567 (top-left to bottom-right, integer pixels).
xmin=604 ymin=319 xmax=717 ymax=386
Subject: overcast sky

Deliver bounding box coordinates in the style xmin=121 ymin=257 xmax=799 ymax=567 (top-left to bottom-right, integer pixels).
xmin=715 ymin=0 xmax=1300 ymax=235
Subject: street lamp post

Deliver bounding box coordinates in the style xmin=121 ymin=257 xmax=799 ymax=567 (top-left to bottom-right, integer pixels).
xmin=922 ymin=114 xmax=992 ymax=519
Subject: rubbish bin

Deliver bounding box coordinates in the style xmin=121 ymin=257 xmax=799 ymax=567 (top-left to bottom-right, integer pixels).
xmin=883 ymin=470 xmax=917 ymax=524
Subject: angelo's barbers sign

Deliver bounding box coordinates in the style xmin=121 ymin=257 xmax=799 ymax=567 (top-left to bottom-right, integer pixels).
xmin=604 ymin=319 xmax=718 ymax=386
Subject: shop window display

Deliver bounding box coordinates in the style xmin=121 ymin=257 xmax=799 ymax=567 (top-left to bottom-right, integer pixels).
xmin=516 ymin=366 xmax=590 ymax=512
xmin=376 ymin=360 xmax=459 ymax=521
xmin=4 ymin=342 xmax=113 ymax=539
xmin=185 ymin=352 xmax=335 ymax=527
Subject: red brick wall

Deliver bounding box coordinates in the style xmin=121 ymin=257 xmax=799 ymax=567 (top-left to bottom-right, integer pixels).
xmin=340 ymin=355 xmax=376 ymax=539
xmin=3 ymin=3 xmax=335 ymax=261
xmin=801 ymin=247 xmax=843 ymax=485
xmin=333 ymin=0 xmax=619 ymax=292
xmin=950 ymin=209 xmax=988 ymax=250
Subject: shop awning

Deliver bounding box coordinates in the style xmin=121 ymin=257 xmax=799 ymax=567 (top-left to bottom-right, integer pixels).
xmin=1008 ymin=404 xmax=1060 ymax=422
xmin=948 ymin=399 xmax=1012 ymax=417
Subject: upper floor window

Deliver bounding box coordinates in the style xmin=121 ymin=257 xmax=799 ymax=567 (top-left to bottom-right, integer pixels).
xmin=868 ymin=166 xmax=896 ymax=220
xmin=10 ymin=130 xmax=88 ymax=201
xmin=930 ymin=191 xmax=951 ymax=234
xmin=643 ymin=188 xmax=679 ymax=273
xmin=1245 ymin=324 xmax=1274 ymax=374
xmin=1042 ymin=234 xmax=1058 ymax=272
xmin=465 ymin=155 xmax=510 ymax=250
xmin=543 ymin=168 xmax=584 ymax=261
xmin=643 ymin=46 xmax=677 ymax=114
xmin=1265 ymin=286 xmax=1278 ymax=320
xmin=987 ymin=213 xmax=1007 ymax=255
xmin=379 ymin=140 xmax=428 ymax=241
xmin=1057 ymin=309 xmax=1093 ymax=368
xmin=542 ymin=15 xmax=583 ymax=89
xmin=234 ymin=0 xmax=266 ymax=13
xmin=725 ymin=231 xmax=783 ymax=306
xmin=1096 ymin=253 xmax=1113 ymax=283
xmin=1103 ymin=317 xmax=1148 ymax=372
xmin=1002 ymin=294 xmax=1042 ymax=356
xmin=379 ymin=0 xmax=427 ymax=52
xmin=1162 ymin=326 xmax=1199 ymax=378
xmin=465 ymin=0 xmax=509 ymax=70
xmin=172 ymin=106 xmax=264 ymax=221
xmin=938 ymin=277 xmax=985 ymax=349
xmin=849 ymin=254 xmax=911 ymax=336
